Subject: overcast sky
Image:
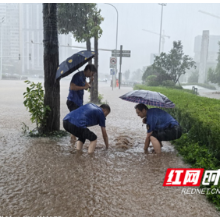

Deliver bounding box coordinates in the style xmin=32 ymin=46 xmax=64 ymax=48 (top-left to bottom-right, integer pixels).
xmin=71 ymin=2 xmax=220 ymax=76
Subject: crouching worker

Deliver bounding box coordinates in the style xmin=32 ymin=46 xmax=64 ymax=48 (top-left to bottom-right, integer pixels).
xmin=63 ymin=103 xmax=111 ymax=153
xmin=135 ymin=103 xmax=182 ymax=154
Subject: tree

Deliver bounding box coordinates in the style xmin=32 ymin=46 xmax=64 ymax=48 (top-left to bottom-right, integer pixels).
xmin=42 ymin=3 xmax=60 ymax=133
xmin=124 ymin=69 xmax=130 ymax=81
xmin=207 ymin=42 xmax=220 ymax=85
xmin=188 ymin=70 xmax=199 ymax=83
xmin=142 ymin=65 xmax=172 ymax=85
xmin=91 ymin=10 xmax=103 ymax=103
xmin=153 ymin=41 xmax=196 ymax=84
xmin=57 ymin=4 xmax=104 ymax=102
xmin=142 ymin=65 xmax=157 ymax=82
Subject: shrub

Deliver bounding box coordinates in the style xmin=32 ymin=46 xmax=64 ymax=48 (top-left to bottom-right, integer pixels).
xmin=146 ymin=75 xmax=160 ymax=86
xmin=134 ymin=84 xmax=220 ymax=208
xmin=161 ymin=80 xmax=175 ymax=87
xmin=23 ymin=80 xmax=50 ymax=134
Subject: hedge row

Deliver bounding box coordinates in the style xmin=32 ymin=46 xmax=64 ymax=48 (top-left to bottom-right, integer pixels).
xmin=134 ymin=84 xmax=220 ymax=208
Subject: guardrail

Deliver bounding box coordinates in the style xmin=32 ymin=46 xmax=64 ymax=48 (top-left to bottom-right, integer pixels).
xmin=192 ymin=86 xmax=198 ymax=95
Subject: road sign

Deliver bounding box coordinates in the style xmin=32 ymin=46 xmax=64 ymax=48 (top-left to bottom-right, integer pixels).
xmin=110 ymin=68 xmax=115 ymax=75
xmin=112 ymin=53 xmax=131 ymax=57
xmin=110 ymin=57 xmax=117 ymax=68
xmin=112 ymin=50 xmax=131 ymax=54
xmin=111 ymin=49 xmax=131 ymax=57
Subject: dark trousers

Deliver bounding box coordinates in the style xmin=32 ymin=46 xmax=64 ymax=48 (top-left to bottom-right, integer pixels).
xmin=66 ymin=100 xmax=79 ymax=112
xmin=151 ymin=125 xmax=182 ymax=142
xmin=63 ymin=120 xmax=97 ymax=144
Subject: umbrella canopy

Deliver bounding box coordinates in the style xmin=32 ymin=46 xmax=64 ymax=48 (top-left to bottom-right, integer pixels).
xmin=55 ymin=50 xmax=96 ymax=80
xmin=119 ymin=90 xmax=175 ymax=108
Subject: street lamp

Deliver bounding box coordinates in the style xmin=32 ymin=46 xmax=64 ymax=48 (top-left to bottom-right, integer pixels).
xmin=105 ymin=3 xmax=118 ymax=88
xmin=158 ymin=3 xmax=166 ymax=54
xmin=0 ymin=16 xmax=4 ymax=80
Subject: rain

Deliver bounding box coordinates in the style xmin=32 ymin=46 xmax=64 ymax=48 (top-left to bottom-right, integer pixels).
xmin=0 ymin=2 xmax=220 ymax=217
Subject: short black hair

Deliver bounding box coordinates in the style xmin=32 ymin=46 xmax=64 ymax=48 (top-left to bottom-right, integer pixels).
xmin=135 ymin=103 xmax=148 ymax=111
xmin=100 ymin=104 xmax=111 ymax=113
xmin=84 ymin=64 xmax=97 ymax=73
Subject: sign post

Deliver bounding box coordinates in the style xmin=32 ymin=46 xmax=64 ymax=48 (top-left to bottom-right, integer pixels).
xmin=111 ymin=46 xmax=131 ymax=89
xmin=110 ymin=57 xmax=117 ymax=90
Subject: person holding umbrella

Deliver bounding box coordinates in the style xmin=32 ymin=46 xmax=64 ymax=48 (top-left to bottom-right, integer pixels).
xmin=66 ymin=64 xmax=97 ymax=112
xmin=135 ymin=103 xmax=182 ymax=154
xmin=120 ymin=90 xmax=181 ymax=154
xmin=63 ymin=103 xmax=111 ymax=153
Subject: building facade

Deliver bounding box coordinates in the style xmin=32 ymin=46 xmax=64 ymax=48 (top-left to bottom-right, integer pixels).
xmin=0 ymin=3 xmax=75 ymax=76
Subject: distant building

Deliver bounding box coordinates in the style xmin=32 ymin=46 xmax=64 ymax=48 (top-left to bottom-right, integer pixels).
xmin=0 ymin=4 xmax=20 ymax=74
xmin=194 ymin=34 xmax=220 ymax=64
xmin=180 ymin=33 xmax=220 ymax=83
xmin=0 ymin=3 xmax=76 ymax=75
xmin=194 ymin=34 xmax=220 ymax=83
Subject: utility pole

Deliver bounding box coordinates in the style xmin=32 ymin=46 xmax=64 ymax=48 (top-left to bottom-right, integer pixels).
xmin=158 ymin=3 xmax=166 ymax=54
xmin=0 ymin=17 xmax=4 ymax=80
xmin=119 ymin=45 xmax=122 ymax=89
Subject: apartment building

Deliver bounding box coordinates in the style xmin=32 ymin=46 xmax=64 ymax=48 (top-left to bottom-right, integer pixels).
xmin=0 ymin=3 xmax=75 ymax=75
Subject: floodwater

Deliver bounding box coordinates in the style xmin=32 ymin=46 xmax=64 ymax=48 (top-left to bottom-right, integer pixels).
xmin=0 ymin=79 xmax=219 ymax=217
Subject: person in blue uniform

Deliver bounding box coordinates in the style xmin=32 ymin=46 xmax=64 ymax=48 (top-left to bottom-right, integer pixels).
xmin=67 ymin=64 xmax=97 ymax=141
xmin=63 ymin=103 xmax=111 ymax=153
xmin=135 ymin=103 xmax=182 ymax=154
xmin=66 ymin=64 xmax=97 ymax=112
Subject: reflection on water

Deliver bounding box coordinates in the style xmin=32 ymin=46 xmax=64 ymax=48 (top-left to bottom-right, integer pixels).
xmin=0 ymin=81 xmax=219 ymax=216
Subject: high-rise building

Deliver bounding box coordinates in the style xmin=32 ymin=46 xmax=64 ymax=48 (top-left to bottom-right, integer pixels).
xmin=0 ymin=3 xmax=20 ymax=74
xmin=194 ymin=33 xmax=220 ymax=83
xmin=0 ymin=3 xmax=76 ymax=76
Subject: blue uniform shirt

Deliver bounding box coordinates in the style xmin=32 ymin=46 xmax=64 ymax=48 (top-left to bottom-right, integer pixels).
xmin=67 ymin=71 xmax=86 ymax=107
xmin=146 ymin=108 xmax=178 ymax=133
xmin=63 ymin=103 xmax=106 ymax=128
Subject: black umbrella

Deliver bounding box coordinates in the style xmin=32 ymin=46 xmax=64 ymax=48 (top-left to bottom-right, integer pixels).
xmin=55 ymin=50 xmax=96 ymax=80
xmin=119 ymin=90 xmax=175 ymax=108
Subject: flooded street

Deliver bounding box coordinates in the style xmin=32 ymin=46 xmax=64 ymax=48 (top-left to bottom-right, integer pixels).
xmin=0 ymin=79 xmax=219 ymax=216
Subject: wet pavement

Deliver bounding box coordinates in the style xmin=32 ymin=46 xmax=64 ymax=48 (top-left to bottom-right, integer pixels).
xmin=0 ymin=79 xmax=219 ymax=216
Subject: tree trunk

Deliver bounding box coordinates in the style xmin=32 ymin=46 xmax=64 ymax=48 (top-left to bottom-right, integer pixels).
xmin=86 ymin=39 xmax=92 ymax=65
xmin=90 ymin=36 xmax=99 ymax=103
xmin=42 ymin=3 xmax=60 ymax=132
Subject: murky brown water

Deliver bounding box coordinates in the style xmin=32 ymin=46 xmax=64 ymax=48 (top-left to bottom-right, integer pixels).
xmin=0 ymin=79 xmax=219 ymax=216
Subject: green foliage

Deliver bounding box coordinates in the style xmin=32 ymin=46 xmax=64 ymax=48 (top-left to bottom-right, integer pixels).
xmin=188 ymin=70 xmax=199 ymax=83
xmin=98 ymin=93 xmax=104 ymax=103
xmin=153 ymin=41 xmax=196 ymax=84
xmin=88 ymin=92 xmax=106 ymax=104
xmin=142 ymin=65 xmax=157 ymax=82
xmin=57 ymin=3 xmax=103 ymax=42
xmin=134 ymin=84 xmax=220 ymax=208
xmin=207 ymin=68 xmax=217 ymax=83
xmin=21 ymin=122 xmax=68 ymax=138
xmin=207 ymin=42 xmax=220 ymax=86
xmin=161 ymin=80 xmax=176 ymax=87
xmin=142 ymin=65 xmax=172 ymax=86
xmin=146 ymin=75 xmax=160 ymax=86
xmin=23 ymin=80 xmax=51 ymax=134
